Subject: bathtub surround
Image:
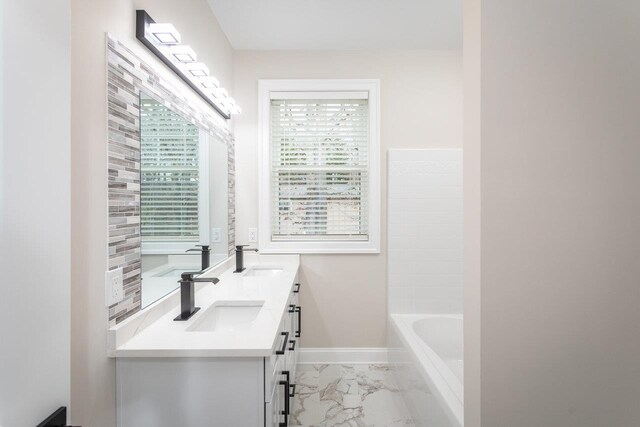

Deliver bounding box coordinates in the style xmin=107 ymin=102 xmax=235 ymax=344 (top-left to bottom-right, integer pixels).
xmin=106 ymin=35 xmax=235 ymax=326
xmin=387 ymin=149 xmax=463 ymax=426
xmin=387 ymin=149 xmax=463 ymax=315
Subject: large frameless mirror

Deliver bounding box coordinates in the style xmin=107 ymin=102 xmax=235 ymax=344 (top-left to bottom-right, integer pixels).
xmin=139 ymin=91 xmax=229 ymax=308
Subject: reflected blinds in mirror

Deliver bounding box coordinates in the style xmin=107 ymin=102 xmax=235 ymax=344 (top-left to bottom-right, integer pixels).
xmin=270 ymin=96 xmax=369 ymax=241
xmin=140 ymin=97 xmax=200 ymax=241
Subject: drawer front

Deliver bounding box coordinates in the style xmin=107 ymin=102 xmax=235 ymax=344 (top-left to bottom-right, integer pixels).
xmin=268 ymin=284 xmax=299 ymax=383
xmin=265 ymin=383 xmax=276 ymax=427
xmin=266 ymin=334 xmax=287 ymax=398
xmin=289 ymin=283 xmax=301 ymax=384
xmin=265 ymin=367 xmax=290 ymax=426
xmin=291 ymin=284 xmax=301 ymax=339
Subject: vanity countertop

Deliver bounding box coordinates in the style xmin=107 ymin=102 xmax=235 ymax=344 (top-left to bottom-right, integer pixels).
xmin=108 ymin=254 xmax=300 ymax=358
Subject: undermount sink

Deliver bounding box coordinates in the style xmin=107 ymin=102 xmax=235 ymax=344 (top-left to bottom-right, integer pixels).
xmin=243 ymin=266 xmax=283 ymax=277
xmin=187 ymin=301 xmax=264 ymax=333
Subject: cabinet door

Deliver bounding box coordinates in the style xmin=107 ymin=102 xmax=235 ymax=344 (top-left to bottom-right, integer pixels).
xmin=266 ymin=317 xmax=289 ymax=397
xmin=286 ymin=299 xmax=296 ymax=377
xmin=117 ymin=358 xmax=264 ymax=427
xmin=274 ymin=370 xmax=289 ymax=427
xmin=266 ymin=380 xmax=282 ymax=427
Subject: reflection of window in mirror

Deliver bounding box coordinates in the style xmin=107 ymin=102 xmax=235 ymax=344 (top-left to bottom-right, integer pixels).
xmin=140 ymin=95 xmax=210 ymax=252
xmin=138 ymin=92 xmax=229 ymax=308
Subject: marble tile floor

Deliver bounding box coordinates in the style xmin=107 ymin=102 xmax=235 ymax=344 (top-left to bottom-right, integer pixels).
xmin=290 ymin=364 xmax=415 ymax=427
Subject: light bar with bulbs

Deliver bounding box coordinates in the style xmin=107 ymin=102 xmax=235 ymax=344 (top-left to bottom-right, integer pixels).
xmin=136 ymin=10 xmax=241 ymax=119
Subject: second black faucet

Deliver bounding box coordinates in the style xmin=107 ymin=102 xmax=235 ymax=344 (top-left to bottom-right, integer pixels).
xmin=186 ymin=245 xmax=211 ymax=271
xmin=234 ymin=245 xmax=258 ymax=273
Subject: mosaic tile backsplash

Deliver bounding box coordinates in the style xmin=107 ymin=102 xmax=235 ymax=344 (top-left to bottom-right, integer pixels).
xmin=107 ymin=35 xmax=235 ymax=326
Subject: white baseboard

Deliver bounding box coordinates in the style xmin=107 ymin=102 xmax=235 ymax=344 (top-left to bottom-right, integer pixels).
xmin=297 ymin=347 xmax=388 ymax=364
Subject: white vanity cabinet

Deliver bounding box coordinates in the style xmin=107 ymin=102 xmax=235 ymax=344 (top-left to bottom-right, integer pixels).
xmin=115 ymin=277 xmax=302 ymax=427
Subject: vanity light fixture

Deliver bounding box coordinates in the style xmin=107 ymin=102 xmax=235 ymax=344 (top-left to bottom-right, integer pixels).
xmin=136 ymin=10 xmax=239 ymax=120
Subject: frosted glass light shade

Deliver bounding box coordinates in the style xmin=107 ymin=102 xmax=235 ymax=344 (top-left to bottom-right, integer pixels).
xmin=149 ymin=23 xmax=181 ymax=45
xmin=186 ymin=63 xmax=209 ymax=77
xmin=170 ymin=45 xmax=197 ymax=63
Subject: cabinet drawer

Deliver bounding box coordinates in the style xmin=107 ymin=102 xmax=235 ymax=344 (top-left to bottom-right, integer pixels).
xmin=266 ymin=356 xmax=284 ymax=402
xmin=266 ymin=349 xmax=285 ymax=402
xmin=266 ymin=320 xmax=287 ymax=400
xmin=265 ymin=384 xmax=276 ymax=426
xmin=265 ymin=374 xmax=287 ymax=427
xmin=265 ymin=367 xmax=292 ymax=426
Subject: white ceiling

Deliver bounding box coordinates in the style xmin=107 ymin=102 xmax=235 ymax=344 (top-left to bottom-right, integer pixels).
xmin=207 ymin=0 xmax=462 ymax=50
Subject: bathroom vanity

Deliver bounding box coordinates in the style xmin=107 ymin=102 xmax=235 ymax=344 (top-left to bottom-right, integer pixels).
xmin=109 ymin=254 xmax=301 ymax=427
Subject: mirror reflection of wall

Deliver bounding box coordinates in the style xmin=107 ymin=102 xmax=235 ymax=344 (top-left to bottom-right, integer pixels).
xmin=139 ymin=92 xmax=228 ymax=308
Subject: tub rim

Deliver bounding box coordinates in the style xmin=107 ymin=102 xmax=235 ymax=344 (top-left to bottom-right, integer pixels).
xmin=390 ymin=313 xmax=464 ymax=427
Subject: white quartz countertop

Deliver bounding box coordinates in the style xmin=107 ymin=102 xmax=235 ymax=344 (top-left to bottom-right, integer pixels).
xmin=108 ymin=254 xmax=299 ymax=358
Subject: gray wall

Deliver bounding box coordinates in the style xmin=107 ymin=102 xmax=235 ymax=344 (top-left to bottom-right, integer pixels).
xmin=0 ymin=0 xmax=71 ymax=425
xmin=465 ymin=1 xmax=640 ymax=426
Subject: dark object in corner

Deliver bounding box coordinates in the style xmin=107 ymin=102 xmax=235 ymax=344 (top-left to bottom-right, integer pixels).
xmin=234 ymin=245 xmax=258 ymax=273
xmin=37 ymin=407 xmax=80 ymax=427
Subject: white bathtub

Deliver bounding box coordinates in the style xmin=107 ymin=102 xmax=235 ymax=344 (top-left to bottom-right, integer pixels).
xmin=389 ymin=314 xmax=463 ymax=427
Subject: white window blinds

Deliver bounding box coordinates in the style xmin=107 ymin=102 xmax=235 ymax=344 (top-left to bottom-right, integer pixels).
xmin=270 ymin=95 xmax=369 ymax=241
xmin=140 ymin=98 xmax=200 ymax=242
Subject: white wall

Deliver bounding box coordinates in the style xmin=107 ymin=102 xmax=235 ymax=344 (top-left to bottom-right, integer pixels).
xmin=388 ymin=149 xmax=463 ymax=315
xmin=0 ymin=0 xmax=71 ymax=425
xmin=463 ymin=0 xmax=481 ymax=424
xmin=234 ymin=50 xmax=462 ymax=347
xmin=71 ymin=1 xmax=233 ymax=425
xmin=465 ymin=0 xmax=640 ymax=425
xmin=0 ymin=0 xmax=3 ymax=419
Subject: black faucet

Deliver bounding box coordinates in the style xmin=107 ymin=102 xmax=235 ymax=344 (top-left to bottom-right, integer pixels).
xmin=186 ymin=245 xmax=211 ymax=271
xmin=174 ymin=271 xmax=219 ymax=321
xmin=234 ymin=245 xmax=258 ymax=273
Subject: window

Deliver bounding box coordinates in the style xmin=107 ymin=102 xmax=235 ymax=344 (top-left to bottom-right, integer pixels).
xmin=259 ymin=80 xmax=380 ymax=253
xmin=140 ymin=95 xmax=210 ymax=254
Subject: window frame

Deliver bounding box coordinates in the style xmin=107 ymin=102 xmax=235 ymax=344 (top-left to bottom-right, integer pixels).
xmin=258 ymin=79 xmax=381 ymax=254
